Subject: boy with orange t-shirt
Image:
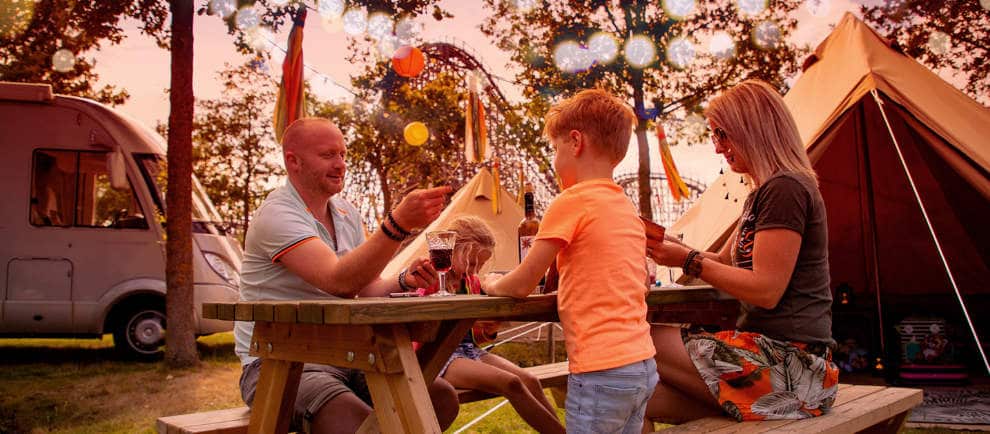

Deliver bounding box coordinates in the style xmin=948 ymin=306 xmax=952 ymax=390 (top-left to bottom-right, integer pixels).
xmin=483 ymin=89 xmax=657 ymax=433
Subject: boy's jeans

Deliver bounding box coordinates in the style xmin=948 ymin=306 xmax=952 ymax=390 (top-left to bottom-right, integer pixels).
xmin=565 ymin=358 xmax=659 ymax=434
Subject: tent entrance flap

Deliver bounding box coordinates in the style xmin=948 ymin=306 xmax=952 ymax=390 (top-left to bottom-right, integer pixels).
xmin=870 ymin=90 xmax=990 ymax=375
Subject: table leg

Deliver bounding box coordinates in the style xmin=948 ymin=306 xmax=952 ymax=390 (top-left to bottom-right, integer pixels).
xmin=364 ymin=324 xmax=443 ymax=434
xmin=248 ymin=358 xmax=303 ymax=434
xmin=417 ymin=319 xmax=474 ymax=382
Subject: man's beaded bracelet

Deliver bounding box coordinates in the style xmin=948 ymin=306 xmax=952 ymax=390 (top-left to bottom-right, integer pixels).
xmin=380 ymin=222 xmax=404 ymax=242
xmin=387 ymin=211 xmax=412 ymax=237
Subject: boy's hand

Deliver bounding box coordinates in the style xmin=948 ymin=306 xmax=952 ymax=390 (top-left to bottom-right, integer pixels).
xmin=481 ymin=272 xmax=503 ymax=294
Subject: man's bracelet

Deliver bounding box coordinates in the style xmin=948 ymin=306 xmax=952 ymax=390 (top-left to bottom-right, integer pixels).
xmin=380 ymin=222 xmax=404 ymax=242
xmin=398 ymin=269 xmax=415 ymax=291
xmin=387 ymin=211 xmax=412 ymax=237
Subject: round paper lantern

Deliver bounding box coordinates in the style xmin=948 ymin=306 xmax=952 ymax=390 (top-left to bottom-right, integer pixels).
xmin=392 ymin=46 xmax=425 ymax=78
xmin=403 ymin=122 xmax=429 ymax=146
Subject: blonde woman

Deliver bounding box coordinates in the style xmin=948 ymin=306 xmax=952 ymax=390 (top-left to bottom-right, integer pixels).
xmin=645 ymin=80 xmax=838 ymax=424
xmin=421 ymin=216 xmax=565 ymax=434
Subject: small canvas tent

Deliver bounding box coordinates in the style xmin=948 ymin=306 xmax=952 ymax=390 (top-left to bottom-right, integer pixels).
xmin=670 ymin=13 xmax=990 ymax=369
xmin=383 ymin=168 xmax=525 ymax=279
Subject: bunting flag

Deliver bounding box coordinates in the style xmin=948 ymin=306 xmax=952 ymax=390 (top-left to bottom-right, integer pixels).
xmin=491 ymin=158 xmax=502 ymax=215
xmin=657 ymin=122 xmax=691 ymax=201
xmin=273 ymin=7 xmax=307 ymax=144
xmin=464 ymin=72 xmax=489 ymax=163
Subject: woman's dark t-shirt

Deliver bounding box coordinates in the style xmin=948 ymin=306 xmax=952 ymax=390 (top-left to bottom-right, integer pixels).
xmin=733 ymin=171 xmax=835 ymax=347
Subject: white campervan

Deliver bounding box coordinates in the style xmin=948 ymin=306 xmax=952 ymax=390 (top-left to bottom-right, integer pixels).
xmin=0 ymin=82 xmax=241 ymax=358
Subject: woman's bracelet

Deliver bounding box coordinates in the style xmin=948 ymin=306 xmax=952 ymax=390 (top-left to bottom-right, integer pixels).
xmin=387 ymin=211 xmax=412 ymax=237
xmin=380 ymin=222 xmax=404 ymax=242
xmin=683 ymin=250 xmax=704 ymax=278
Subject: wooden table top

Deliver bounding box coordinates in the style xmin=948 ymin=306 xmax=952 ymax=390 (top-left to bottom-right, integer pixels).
xmin=203 ymin=286 xmax=726 ymax=325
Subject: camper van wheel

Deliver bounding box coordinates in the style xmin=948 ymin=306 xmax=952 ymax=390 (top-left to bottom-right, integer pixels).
xmin=114 ymin=308 xmax=166 ymax=359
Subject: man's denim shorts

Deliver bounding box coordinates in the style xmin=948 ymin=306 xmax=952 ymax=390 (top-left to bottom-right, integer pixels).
xmin=565 ymin=358 xmax=659 ymax=434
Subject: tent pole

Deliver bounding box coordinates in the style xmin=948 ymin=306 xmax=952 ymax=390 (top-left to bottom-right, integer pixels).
xmin=857 ymin=104 xmax=887 ymax=362
xmin=870 ymin=90 xmax=990 ymax=375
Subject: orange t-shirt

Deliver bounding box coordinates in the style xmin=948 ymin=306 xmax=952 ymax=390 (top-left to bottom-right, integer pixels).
xmin=535 ymin=179 xmax=655 ymax=374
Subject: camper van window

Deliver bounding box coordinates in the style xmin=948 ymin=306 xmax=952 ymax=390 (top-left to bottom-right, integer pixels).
xmin=135 ymin=153 xmax=216 ymax=224
xmin=30 ymin=149 xmax=149 ymax=230
xmin=30 ymin=150 xmax=75 ymax=227
xmin=76 ymin=152 xmax=149 ymax=229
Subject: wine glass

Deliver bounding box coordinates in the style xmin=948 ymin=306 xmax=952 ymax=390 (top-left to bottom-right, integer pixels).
xmin=426 ymin=230 xmax=457 ymax=297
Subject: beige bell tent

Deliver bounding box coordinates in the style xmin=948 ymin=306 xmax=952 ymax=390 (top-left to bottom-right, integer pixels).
xmin=383 ymin=168 xmax=525 ymax=279
xmin=670 ymin=13 xmax=990 ymax=369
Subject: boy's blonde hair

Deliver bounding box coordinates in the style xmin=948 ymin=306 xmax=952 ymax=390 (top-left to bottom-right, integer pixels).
xmin=704 ymin=80 xmax=817 ymax=187
xmin=543 ymin=89 xmax=638 ymax=163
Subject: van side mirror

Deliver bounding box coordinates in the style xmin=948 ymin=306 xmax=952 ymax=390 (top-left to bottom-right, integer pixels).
xmin=107 ymin=149 xmax=128 ymax=190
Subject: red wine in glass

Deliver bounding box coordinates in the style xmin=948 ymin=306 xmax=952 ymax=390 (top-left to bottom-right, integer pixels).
xmin=430 ymin=248 xmax=453 ymax=272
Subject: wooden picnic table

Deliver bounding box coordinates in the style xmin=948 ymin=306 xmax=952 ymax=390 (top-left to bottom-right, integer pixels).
xmin=203 ymin=286 xmax=727 ymax=434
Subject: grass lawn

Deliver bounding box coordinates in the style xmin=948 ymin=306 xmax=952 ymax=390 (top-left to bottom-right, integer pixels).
xmin=0 ymin=333 xmax=969 ymax=433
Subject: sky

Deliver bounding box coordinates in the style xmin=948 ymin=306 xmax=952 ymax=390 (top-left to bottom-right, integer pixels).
xmin=89 ymin=0 xmax=872 ymax=188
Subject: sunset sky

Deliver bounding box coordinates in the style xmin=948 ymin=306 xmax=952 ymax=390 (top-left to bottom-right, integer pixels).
xmin=89 ymin=0 xmax=892 ymax=186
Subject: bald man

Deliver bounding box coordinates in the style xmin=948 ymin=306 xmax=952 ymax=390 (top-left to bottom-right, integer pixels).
xmin=234 ymin=118 xmax=458 ymax=433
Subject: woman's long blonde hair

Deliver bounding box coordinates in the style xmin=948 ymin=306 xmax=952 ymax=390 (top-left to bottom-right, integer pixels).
xmin=704 ymin=80 xmax=816 ymax=187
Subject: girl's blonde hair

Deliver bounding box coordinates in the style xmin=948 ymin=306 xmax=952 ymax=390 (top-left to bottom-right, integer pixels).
xmin=447 ymin=215 xmax=495 ymax=249
xmin=704 ymin=80 xmax=817 ymax=187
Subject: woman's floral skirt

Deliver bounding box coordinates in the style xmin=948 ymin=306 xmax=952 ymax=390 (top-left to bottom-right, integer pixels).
xmin=682 ymin=329 xmax=840 ymax=421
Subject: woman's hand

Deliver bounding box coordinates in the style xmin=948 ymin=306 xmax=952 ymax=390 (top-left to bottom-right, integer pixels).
xmin=402 ymin=258 xmax=438 ymax=289
xmin=646 ymin=237 xmax=691 ymax=268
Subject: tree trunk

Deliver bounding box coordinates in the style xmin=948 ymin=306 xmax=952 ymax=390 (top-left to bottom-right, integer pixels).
xmin=165 ymin=0 xmax=198 ymax=368
xmin=631 ymin=72 xmax=653 ymax=220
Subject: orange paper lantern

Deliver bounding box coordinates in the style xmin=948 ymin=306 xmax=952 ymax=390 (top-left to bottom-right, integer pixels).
xmin=392 ymin=46 xmax=425 ymax=78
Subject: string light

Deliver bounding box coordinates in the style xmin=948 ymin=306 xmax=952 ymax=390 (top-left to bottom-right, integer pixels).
xmin=342 ymin=7 xmax=368 ymax=35
xmin=52 ymin=49 xmax=75 ymax=72
xmin=236 ymin=7 xmax=260 ymax=31
xmin=666 ymin=37 xmax=696 ymax=69
xmin=317 ymin=0 xmax=344 ymax=19
xmin=663 ymin=0 xmax=696 ymax=20
xmin=553 ymin=40 xmax=592 ymax=73
xmin=709 ymin=32 xmax=736 ymax=60
xmin=209 ymin=0 xmax=236 ymax=19
xmin=737 ymin=0 xmax=767 ymax=17
xmin=752 ymin=21 xmax=781 ymax=49
xmin=624 ymin=35 xmax=656 ymax=69
xmin=927 ymin=31 xmax=950 ymax=55
xmin=588 ymin=32 xmax=619 ymax=64
xmin=805 ymin=0 xmax=830 ymax=17
xmin=366 ymin=13 xmax=393 ymax=41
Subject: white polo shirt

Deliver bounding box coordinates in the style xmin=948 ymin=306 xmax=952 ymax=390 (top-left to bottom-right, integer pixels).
xmin=233 ymin=182 xmax=365 ymax=365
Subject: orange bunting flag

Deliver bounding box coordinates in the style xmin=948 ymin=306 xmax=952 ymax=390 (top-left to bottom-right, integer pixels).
xmin=657 ymin=122 xmax=691 ymax=201
xmin=273 ymin=7 xmax=307 ymax=144
xmin=464 ymin=72 xmax=489 ymax=163
xmin=491 ymin=158 xmax=502 ymax=215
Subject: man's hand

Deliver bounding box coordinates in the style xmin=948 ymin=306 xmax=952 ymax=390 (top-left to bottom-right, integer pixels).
xmin=403 ymin=257 xmax=438 ymax=289
xmin=391 ymin=186 xmax=452 ymax=231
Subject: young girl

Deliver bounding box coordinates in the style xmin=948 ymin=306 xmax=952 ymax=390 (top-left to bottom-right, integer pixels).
xmin=422 ymin=216 xmax=565 ymax=434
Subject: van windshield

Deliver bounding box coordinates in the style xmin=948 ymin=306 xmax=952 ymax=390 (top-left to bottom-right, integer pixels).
xmin=134 ymin=153 xmax=221 ymax=224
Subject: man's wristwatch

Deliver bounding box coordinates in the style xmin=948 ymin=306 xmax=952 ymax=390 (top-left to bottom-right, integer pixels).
xmin=398 ymin=269 xmax=415 ymax=291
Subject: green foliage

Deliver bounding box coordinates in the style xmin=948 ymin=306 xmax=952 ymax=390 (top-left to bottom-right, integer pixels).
xmin=0 ymin=0 xmax=168 ymax=105
xmin=861 ymin=1 xmax=990 ymax=106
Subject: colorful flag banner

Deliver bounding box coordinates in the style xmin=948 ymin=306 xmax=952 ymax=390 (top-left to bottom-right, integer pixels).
xmin=464 ymin=72 xmax=489 ymax=163
xmin=273 ymin=7 xmax=307 ymax=143
xmin=491 ymin=158 xmax=502 ymax=215
xmin=657 ymin=122 xmax=691 ymax=201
